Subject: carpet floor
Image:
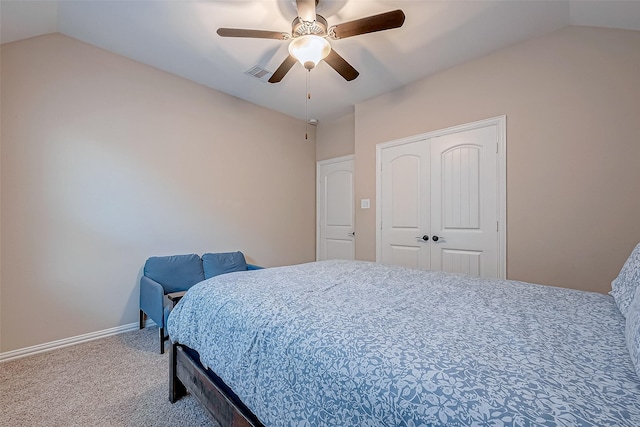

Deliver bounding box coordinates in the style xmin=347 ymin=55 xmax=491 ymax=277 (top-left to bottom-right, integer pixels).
xmin=0 ymin=327 xmax=219 ymax=427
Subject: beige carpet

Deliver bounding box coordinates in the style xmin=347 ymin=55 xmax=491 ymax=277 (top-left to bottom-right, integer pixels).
xmin=0 ymin=327 xmax=218 ymax=427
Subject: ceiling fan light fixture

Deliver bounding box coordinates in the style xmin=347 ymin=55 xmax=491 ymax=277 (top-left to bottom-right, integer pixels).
xmin=288 ymin=35 xmax=331 ymax=70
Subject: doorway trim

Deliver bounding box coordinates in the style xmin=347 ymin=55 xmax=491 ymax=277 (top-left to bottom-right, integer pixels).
xmin=375 ymin=116 xmax=507 ymax=278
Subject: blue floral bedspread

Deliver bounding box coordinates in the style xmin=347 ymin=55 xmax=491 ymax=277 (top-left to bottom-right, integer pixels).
xmin=167 ymin=260 xmax=640 ymax=426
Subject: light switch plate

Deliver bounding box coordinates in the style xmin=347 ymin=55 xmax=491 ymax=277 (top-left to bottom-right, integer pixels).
xmin=361 ymin=199 xmax=370 ymax=209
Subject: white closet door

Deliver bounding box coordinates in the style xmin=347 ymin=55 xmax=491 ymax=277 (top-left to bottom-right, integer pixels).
xmin=378 ymin=118 xmax=505 ymax=279
xmin=429 ymin=125 xmax=499 ymax=277
xmin=380 ymin=140 xmax=430 ymax=269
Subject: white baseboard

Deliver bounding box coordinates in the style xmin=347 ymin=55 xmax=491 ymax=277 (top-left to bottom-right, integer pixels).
xmin=0 ymin=321 xmax=156 ymax=363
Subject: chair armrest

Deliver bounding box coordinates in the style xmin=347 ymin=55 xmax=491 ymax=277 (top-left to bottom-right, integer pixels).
xmin=247 ymin=264 xmax=264 ymax=270
xmin=140 ymin=276 xmax=165 ymax=326
xmin=167 ymin=291 xmax=187 ymax=307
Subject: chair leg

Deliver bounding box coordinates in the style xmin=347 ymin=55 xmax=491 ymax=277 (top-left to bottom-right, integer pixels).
xmin=139 ymin=310 xmax=146 ymax=329
xmin=159 ymin=327 xmax=165 ymax=354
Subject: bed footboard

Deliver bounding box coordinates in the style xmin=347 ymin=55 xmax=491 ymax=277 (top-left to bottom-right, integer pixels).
xmin=169 ymin=341 xmax=263 ymax=427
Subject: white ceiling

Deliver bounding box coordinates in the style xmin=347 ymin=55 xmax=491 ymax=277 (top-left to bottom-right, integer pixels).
xmin=2 ymin=1 xmax=639 ymax=123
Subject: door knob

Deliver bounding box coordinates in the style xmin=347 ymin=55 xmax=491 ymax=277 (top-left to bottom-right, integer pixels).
xmin=432 ymin=235 xmax=439 ymax=242
xmin=416 ymin=235 xmax=429 ymax=241
xmin=348 ymin=232 xmax=355 ymax=237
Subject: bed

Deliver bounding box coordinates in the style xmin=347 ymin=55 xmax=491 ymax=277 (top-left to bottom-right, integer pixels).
xmin=167 ymin=257 xmax=640 ymax=426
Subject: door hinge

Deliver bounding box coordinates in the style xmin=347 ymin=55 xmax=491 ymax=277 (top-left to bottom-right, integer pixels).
xmin=496 ymin=221 xmax=499 ymax=232
xmin=496 ymin=142 xmax=499 ymax=153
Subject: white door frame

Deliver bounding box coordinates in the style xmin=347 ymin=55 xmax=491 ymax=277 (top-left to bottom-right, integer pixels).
xmin=317 ymin=154 xmax=355 ymax=261
xmin=375 ymin=116 xmax=507 ymax=278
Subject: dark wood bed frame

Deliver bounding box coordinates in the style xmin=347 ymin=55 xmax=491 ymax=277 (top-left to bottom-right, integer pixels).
xmin=169 ymin=341 xmax=265 ymax=427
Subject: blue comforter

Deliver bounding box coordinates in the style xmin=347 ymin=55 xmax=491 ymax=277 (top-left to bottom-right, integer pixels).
xmin=168 ymin=260 xmax=640 ymax=426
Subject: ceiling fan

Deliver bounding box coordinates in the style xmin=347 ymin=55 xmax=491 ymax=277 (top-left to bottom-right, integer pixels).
xmin=217 ymin=0 xmax=405 ymax=83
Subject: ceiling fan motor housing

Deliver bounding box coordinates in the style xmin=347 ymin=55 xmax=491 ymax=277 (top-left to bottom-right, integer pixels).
xmin=292 ymin=15 xmax=328 ymax=38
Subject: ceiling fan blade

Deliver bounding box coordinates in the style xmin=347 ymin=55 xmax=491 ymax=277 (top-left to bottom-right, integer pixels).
xmin=217 ymin=28 xmax=289 ymax=40
xmin=324 ymin=49 xmax=359 ymax=81
xmin=268 ymin=55 xmax=297 ymax=83
xmin=329 ymin=9 xmax=405 ymax=40
xmin=296 ymin=0 xmax=316 ymax=22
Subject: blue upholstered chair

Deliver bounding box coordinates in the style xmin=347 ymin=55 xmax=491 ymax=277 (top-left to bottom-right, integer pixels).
xmin=139 ymin=251 xmax=262 ymax=353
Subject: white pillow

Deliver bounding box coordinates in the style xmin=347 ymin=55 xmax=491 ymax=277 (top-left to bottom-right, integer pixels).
xmin=625 ymin=285 xmax=640 ymax=378
xmin=610 ymin=243 xmax=640 ymax=318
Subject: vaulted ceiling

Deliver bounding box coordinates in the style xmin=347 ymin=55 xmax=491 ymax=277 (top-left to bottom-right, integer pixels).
xmin=2 ymin=1 xmax=639 ymax=122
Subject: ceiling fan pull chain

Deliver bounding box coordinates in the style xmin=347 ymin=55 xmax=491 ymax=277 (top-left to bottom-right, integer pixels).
xmin=305 ymin=69 xmax=310 ymax=140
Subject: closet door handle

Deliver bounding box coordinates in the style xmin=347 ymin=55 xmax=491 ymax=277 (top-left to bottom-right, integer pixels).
xmin=416 ymin=235 xmax=429 ymax=241
xmin=432 ymin=235 xmax=440 ymax=242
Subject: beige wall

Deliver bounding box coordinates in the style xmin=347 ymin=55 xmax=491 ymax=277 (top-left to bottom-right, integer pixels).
xmin=0 ymin=34 xmax=316 ymax=353
xmin=316 ymin=111 xmax=355 ymax=161
xmin=354 ymin=26 xmax=640 ymax=294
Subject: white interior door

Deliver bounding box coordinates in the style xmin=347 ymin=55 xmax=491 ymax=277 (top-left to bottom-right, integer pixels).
xmin=317 ymin=156 xmax=355 ymax=261
xmin=377 ymin=117 xmax=506 ymax=278
xmin=380 ymin=140 xmax=430 ymax=269
xmin=429 ymin=125 xmax=499 ymax=277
